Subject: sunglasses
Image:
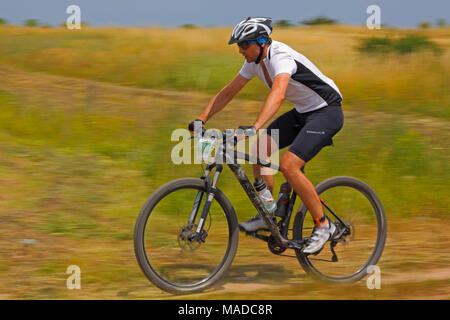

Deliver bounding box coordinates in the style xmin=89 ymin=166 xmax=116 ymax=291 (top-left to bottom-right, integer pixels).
xmin=237 ymin=40 xmax=257 ymax=50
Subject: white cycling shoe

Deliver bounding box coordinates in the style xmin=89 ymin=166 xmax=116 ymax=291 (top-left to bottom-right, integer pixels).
xmin=302 ymin=220 xmax=336 ymax=255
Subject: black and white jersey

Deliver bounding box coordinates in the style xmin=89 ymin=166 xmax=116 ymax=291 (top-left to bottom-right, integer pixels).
xmin=239 ymin=40 xmax=343 ymax=113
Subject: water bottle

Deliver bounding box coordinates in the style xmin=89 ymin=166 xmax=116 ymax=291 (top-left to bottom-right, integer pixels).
xmin=196 ymin=136 xmax=215 ymax=162
xmin=254 ymin=178 xmax=277 ymax=214
xmin=275 ymin=182 xmax=292 ymax=218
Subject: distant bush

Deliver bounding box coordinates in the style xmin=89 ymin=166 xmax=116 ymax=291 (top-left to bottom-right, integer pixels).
xmin=418 ymin=22 xmax=430 ymax=29
xmin=393 ymin=35 xmax=441 ymax=54
xmin=299 ymin=16 xmax=337 ymax=26
xmin=0 ymin=18 xmax=7 ymax=25
xmin=436 ymin=18 xmax=447 ymax=27
xmin=179 ymin=24 xmax=197 ymax=29
xmin=274 ymin=19 xmax=294 ymax=28
xmin=359 ymin=37 xmax=393 ymax=54
xmin=23 ymin=19 xmax=41 ymax=27
xmin=359 ymin=35 xmax=442 ymax=55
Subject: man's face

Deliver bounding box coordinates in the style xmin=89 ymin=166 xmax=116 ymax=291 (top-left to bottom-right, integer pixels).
xmin=238 ymin=42 xmax=261 ymax=63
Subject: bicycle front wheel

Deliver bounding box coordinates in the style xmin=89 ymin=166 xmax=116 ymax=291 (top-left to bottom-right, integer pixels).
xmin=293 ymin=176 xmax=387 ymax=283
xmin=134 ymin=178 xmax=239 ymax=293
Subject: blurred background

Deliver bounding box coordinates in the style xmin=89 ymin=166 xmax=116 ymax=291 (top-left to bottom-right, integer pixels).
xmin=0 ymin=0 xmax=448 ymax=299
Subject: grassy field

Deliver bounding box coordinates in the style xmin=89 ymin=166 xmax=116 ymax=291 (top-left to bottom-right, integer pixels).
xmin=0 ymin=25 xmax=449 ymax=299
xmin=0 ymin=25 xmax=449 ymax=118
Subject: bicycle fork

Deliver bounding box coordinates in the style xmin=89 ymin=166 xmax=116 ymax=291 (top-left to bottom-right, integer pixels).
xmin=186 ymin=164 xmax=223 ymax=243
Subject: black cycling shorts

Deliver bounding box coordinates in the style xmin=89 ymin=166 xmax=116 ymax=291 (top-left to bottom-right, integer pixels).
xmin=266 ymin=105 xmax=344 ymax=163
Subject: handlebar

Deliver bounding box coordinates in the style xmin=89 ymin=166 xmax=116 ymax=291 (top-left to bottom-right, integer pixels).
xmin=190 ymin=128 xmax=239 ymax=147
xmin=191 ymin=128 xmax=279 ymax=171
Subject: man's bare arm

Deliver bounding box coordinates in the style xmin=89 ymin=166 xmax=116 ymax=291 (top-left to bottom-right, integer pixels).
xmin=197 ymin=73 xmax=249 ymax=123
xmin=253 ymin=73 xmax=290 ymax=130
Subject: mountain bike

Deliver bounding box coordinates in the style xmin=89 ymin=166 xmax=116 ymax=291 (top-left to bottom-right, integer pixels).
xmin=134 ymin=129 xmax=387 ymax=293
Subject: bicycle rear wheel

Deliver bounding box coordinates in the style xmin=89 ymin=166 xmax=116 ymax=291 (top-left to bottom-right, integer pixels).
xmin=293 ymin=176 xmax=387 ymax=283
xmin=134 ymin=178 xmax=239 ymax=293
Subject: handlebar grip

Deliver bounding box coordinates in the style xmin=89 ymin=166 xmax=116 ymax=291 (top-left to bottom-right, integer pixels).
xmin=188 ymin=119 xmax=206 ymax=134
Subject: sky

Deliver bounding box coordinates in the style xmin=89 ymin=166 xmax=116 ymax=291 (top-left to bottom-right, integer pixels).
xmin=0 ymin=0 xmax=449 ymax=28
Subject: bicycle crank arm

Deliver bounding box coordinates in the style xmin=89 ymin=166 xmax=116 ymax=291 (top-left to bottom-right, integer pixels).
xmin=259 ymin=211 xmax=293 ymax=248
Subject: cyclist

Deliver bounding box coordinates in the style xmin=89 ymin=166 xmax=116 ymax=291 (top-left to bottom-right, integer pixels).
xmin=189 ymin=17 xmax=344 ymax=254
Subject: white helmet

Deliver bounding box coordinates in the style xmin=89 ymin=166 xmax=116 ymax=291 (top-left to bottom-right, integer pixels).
xmin=228 ymin=17 xmax=272 ymax=45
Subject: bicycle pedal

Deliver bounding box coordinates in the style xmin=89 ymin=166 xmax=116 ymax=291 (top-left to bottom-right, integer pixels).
xmin=286 ymin=240 xmax=303 ymax=250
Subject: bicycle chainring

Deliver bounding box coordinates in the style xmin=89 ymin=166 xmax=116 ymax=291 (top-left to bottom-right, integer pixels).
xmin=268 ymin=235 xmax=287 ymax=255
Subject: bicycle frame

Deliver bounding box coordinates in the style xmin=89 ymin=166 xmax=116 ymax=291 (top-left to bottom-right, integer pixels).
xmin=188 ymin=137 xmax=304 ymax=249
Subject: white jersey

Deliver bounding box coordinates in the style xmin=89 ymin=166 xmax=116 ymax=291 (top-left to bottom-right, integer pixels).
xmin=239 ymin=40 xmax=342 ymax=113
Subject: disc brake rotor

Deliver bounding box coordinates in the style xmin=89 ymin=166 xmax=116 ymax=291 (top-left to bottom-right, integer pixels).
xmin=177 ymin=223 xmax=201 ymax=251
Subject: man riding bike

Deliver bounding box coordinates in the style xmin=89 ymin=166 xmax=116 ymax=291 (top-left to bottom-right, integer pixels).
xmin=188 ymin=17 xmax=344 ymax=255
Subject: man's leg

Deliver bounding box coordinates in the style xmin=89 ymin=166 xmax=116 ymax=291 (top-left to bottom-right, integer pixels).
xmin=280 ymin=151 xmax=327 ymax=226
xmin=281 ymin=150 xmax=337 ymax=254
xmin=251 ymin=131 xmax=277 ymax=193
xmin=282 ymin=106 xmax=344 ymax=228
xmin=282 ymin=106 xmax=344 ymax=253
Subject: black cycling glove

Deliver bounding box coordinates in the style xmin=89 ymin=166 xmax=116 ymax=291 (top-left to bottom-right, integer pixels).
xmin=188 ymin=119 xmax=206 ymax=134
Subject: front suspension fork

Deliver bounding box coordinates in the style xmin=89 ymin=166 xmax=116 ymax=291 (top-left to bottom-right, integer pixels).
xmin=188 ymin=164 xmax=223 ymax=241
